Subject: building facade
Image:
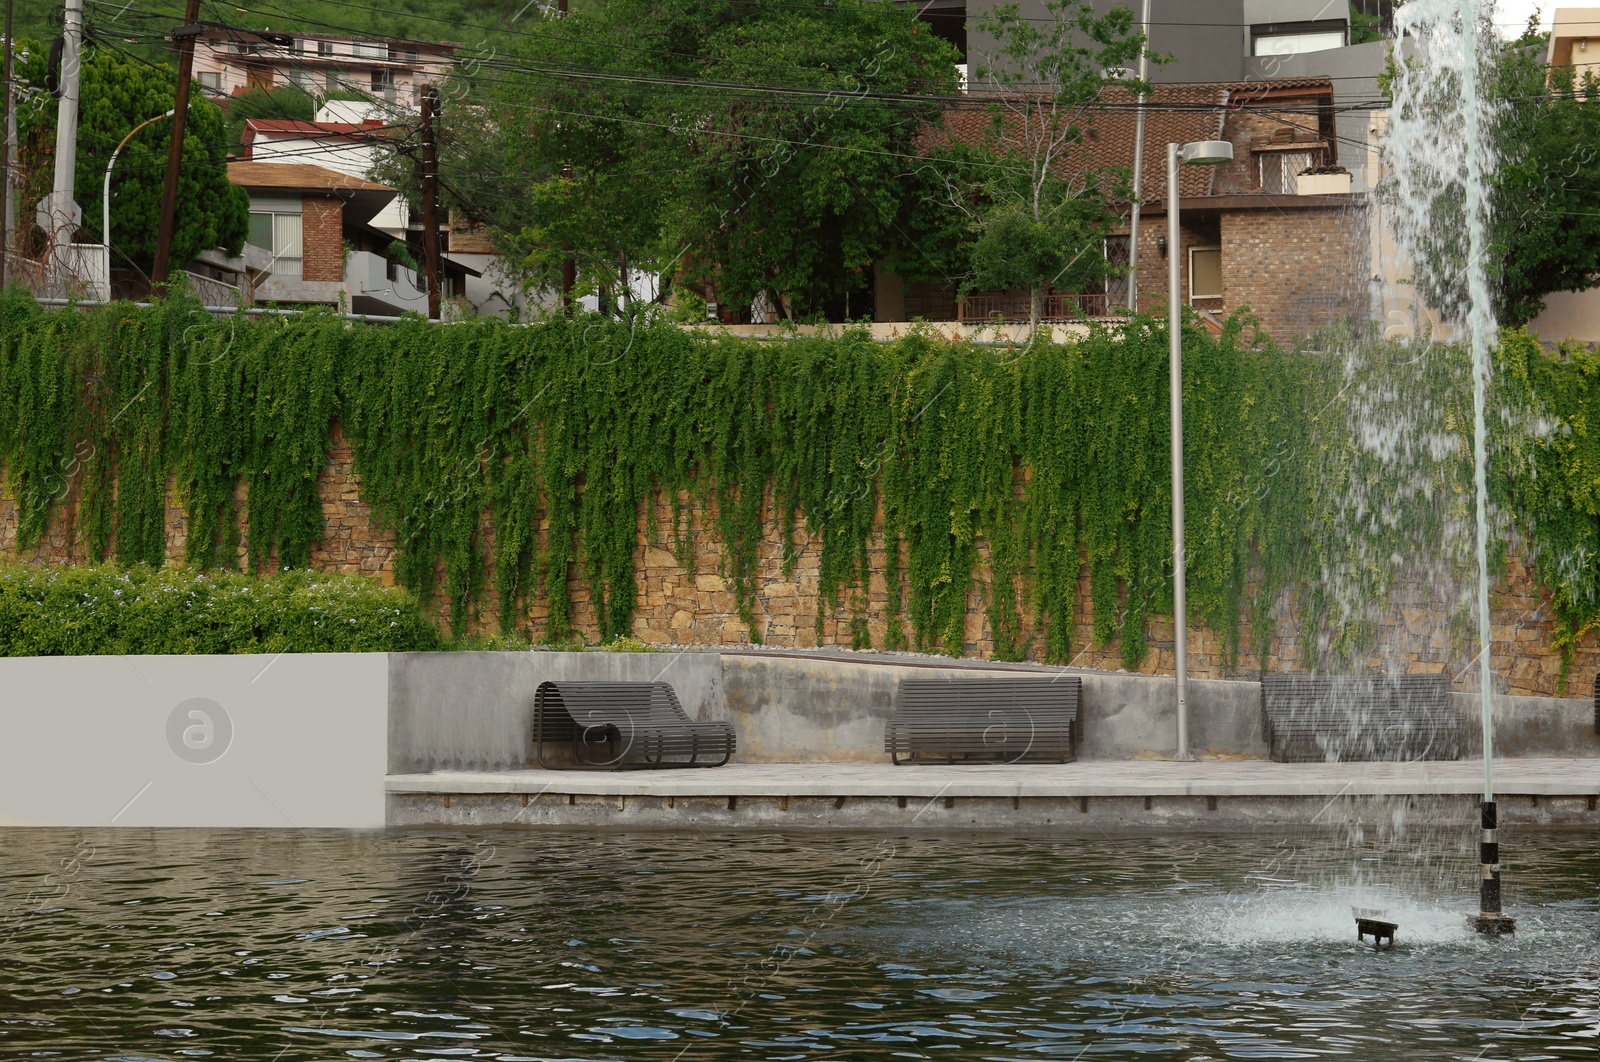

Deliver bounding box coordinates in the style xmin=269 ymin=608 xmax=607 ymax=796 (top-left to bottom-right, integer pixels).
xmin=874 ymin=76 xmax=1367 ymax=344
xmin=190 ymin=28 xmax=455 ymax=110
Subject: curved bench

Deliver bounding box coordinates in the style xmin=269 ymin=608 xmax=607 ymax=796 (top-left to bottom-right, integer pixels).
xmin=885 ymin=676 xmax=1081 ymax=765
xmin=1260 ymin=673 xmax=1463 ymax=762
xmin=532 ymin=681 xmax=736 ymax=770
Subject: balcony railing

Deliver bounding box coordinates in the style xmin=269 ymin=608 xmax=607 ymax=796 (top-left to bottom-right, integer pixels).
xmin=957 ymin=292 xmax=1122 ymax=324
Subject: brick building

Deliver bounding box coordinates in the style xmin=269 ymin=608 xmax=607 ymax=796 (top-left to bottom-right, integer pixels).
xmin=875 ymin=76 xmax=1370 ymax=343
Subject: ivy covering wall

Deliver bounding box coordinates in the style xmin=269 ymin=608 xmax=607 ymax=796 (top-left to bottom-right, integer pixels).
xmin=1 ymin=291 xmax=1596 ymax=675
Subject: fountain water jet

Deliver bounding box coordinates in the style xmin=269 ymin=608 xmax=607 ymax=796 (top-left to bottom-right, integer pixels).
xmin=1386 ymin=0 xmax=1514 ymax=935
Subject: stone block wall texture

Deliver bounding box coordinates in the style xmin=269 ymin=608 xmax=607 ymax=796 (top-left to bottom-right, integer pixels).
xmin=1 ymin=425 xmax=1591 ymax=698
xmin=301 ymin=195 xmax=345 ymax=283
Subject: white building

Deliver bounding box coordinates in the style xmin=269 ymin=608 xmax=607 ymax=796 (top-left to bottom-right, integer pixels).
xmin=242 ymin=103 xmax=409 ymax=237
xmin=191 ymin=28 xmax=455 ymax=112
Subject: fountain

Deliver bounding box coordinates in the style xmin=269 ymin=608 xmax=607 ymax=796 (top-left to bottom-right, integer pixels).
xmin=1380 ymin=0 xmax=1515 ymax=935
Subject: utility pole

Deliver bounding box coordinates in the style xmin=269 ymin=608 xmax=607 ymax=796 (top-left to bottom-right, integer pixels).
xmin=1 ymin=0 xmax=14 ymax=291
xmin=1125 ymin=0 xmax=1152 ymax=312
xmin=560 ymin=164 xmax=574 ymax=310
xmin=45 ymin=0 xmax=84 ymax=273
xmin=420 ymin=85 xmax=441 ymax=320
xmin=151 ymin=0 xmax=202 ymax=289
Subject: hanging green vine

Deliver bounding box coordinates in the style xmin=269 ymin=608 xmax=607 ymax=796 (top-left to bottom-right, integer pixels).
xmin=4 ymin=288 xmax=1595 ymax=673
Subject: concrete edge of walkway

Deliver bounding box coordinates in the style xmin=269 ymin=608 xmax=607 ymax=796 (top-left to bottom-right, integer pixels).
xmin=385 ymin=761 xmax=1600 ymax=800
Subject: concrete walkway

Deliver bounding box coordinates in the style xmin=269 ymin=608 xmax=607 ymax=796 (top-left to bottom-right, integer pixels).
xmin=386 ymin=759 xmax=1600 ymax=829
xmin=389 ymin=758 xmax=1600 ymax=798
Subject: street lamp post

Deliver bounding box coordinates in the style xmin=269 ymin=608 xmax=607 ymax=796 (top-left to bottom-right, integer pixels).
xmin=104 ymin=109 xmax=173 ymax=300
xmin=1167 ymin=138 xmax=1233 ymax=761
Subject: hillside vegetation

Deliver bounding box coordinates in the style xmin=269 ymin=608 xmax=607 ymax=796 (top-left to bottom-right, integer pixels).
xmin=9 ymin=0 xmax=573 ymax=59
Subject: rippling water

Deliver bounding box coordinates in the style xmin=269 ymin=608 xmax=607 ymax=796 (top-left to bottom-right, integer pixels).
xmin=0 ymin=828 xmax=1595 ymax=1059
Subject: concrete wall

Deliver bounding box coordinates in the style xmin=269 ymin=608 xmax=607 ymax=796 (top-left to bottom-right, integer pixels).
xmin=387 ymin=649 xmax=1600 ymax=769
xmin=1528 ymin=287 xmax=1600 ymax=345
xmin=966 ymin=1 xmax=1247 ymax=84
xmin=721 ymin=656 xmax=1271 ymax=761
xmin=1450 ymin=692 xmax=1599 ymax=759
xmin=387 ymin=650 xmax=724 ymax=773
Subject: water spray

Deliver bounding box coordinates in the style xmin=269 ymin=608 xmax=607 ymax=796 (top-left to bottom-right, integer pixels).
xmin=1383 ymin=0 xmax=1516 ymax=936
xmin=1452 ymin=0 xmax=1515 ymax=938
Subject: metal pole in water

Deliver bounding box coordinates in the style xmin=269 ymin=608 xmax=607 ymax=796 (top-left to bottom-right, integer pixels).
xmin=1456 ymin=0 xmax=1513 ymax=937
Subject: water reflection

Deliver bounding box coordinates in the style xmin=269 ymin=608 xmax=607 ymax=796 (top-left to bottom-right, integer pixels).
xmin=1 ymin=829 xmax=1595 ymax=1059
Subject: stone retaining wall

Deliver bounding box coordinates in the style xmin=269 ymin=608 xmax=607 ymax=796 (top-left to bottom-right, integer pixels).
xmin=3 ymin=425 xmax=1594 ymax=697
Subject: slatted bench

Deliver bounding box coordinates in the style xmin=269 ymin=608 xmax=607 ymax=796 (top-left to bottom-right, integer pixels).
xmin=885 ymin=676 xmax=1081 ymax=765
xmin=532 ymin=680 xmax=736 ymax=770
xmin=1259 ymin=673 xmax=1464 ymax=762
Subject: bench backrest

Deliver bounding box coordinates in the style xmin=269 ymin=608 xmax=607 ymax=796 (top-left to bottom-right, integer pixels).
xmin=895 ymin=676 xmax=1081 ymax=723
xmin=1260 ymin=672 xmax=1458 ymax=760
xmin=1260 ymin=673 xmax=1452 ymax=719
xmin=535 ymin=680 xmax=694 ymax=733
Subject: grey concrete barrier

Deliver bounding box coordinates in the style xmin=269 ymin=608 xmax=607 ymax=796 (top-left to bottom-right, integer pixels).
xmin=387 ymin=650 xmax=723 ymax=773
xmin=389 ymin=650 xmax=1600 ymax=767
xmin=1449 ymin=692 xmax=1600 ymax=758
xmin=720 ymin=656 xmax=1269 ymax=761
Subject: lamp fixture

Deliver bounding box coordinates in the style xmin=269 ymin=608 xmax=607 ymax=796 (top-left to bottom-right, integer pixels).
xmin=1180 ymin=140 xmax=1235 ymax=166
xmin=1156 ymin=234 xmax=1167 ymax=257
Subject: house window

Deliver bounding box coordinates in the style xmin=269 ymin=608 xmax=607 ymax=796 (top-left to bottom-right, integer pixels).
xmin=1259 ymin=150 xmax=1314 ymax=194
xmin=352 ymin=41 xmax=388 ymax=60
xmin=326 ymin=68 xmax=354 ymax=91
xmin=197 ymin=71 xmax=222 ymax=91
xmin=248 ymin=210 xmax=303 ymax=279
xmin=397 ymin=47 xmax=419 ymax=64
xmin=1189 ymin=246 xmax=1221 ymax=303
xmin=318 ymin=40 xmax=336 ymax=57
xmin=1253 ymin=29 xmax=1347 ymax=57
xmin=371 ymin=69 xmax=397 ymax=98
xmin=1102 ymin=234 xmax=1131 ymax=297
xmin=289 ymin=69 xmax=317 ymax=91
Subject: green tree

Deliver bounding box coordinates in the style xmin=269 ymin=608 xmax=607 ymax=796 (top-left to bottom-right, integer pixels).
xmin=450 ymin=0 xmax=960 ymax=320
xmin=1349 ymin=3 xmax=1386 ymax=46
xmin=225 ymin=84 xmax=318 ymax=152
xmin=1490 ymin=29 xmax=1600 ymax=327
xmin=16 ymin=43 xmax=248 ymax=274
xmin=956 ymin=0 xmax=1146 ymax=329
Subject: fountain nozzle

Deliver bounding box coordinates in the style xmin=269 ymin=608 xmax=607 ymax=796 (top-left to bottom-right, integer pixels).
xmin=1468 ymin=800 xmax=1516 ymax=936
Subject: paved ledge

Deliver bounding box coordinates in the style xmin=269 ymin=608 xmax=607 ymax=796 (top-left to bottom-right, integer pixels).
xmin=388 ymin=758 xmax=1600 ymax=800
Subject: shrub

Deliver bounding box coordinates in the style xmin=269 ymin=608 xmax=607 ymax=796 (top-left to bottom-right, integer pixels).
xmin=0 ymin=564 xmax=443 ymax=656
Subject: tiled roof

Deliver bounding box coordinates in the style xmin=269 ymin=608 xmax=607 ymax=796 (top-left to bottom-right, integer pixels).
xmin=930 ymin=78 xmax=1334 ymax=198
xmin=227 ymin=161 xmax=394 ymax=193
xmin=244 ymin=119 xmax=387 ymax=138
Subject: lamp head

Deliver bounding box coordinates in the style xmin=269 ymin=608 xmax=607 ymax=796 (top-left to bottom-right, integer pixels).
xmin=1180 ymin=140 xmax=1235 ymax=166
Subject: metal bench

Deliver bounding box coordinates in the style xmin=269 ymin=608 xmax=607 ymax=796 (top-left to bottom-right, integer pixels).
xmin=1259 ymin=673 xmax=1463 ymax=762
xmin=532 ymin=681 xmax=736 ymax=770
xmin=885 ymin=676 xmax=1081 ymax=765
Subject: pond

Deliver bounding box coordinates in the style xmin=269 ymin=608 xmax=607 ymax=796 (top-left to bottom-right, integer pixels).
xmin=1 ymin=828 xmax=1595 ymax=1059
